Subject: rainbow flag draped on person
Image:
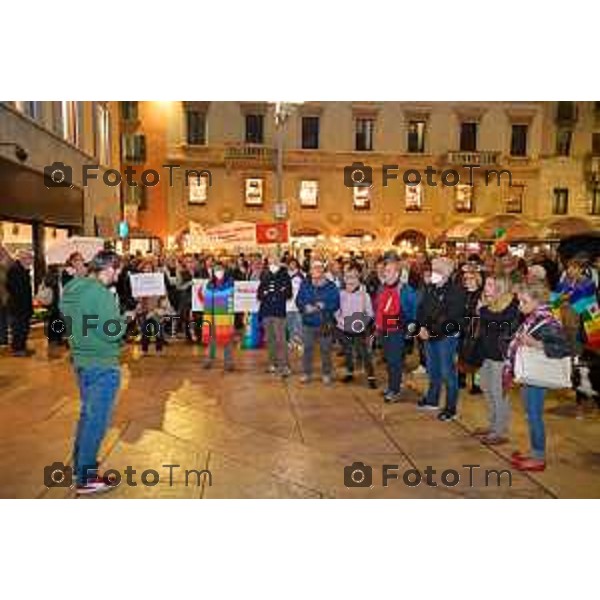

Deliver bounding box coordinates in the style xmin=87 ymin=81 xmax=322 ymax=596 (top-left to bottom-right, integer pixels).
xmin=202 ymin=278 xmax=235 ymax=347
xmin=550 ymin=277 xmax=600 ymax=350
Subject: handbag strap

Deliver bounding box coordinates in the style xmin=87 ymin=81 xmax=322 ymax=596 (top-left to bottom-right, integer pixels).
xmin=527 ymin=317 xmax=552 ymax=337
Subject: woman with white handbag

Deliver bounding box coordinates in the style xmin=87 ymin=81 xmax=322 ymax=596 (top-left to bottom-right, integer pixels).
xmin=503 ymin=273 xmax=571 ymax=472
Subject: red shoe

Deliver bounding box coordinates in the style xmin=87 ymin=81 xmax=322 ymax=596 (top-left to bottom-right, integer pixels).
xmin=511 ymin=451 xmax=526 ymax=466
xmin=514 ymin=457 xmax=546 ymax=472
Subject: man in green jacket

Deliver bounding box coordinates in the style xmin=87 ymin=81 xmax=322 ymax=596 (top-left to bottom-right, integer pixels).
xmin=60 ymin=251 xmax=126 ymax=495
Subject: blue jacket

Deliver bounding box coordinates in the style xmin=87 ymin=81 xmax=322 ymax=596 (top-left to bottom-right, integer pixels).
xmin=400 ymin=283 xmax=418 ymax=324
xmin=296 ymin=278 xmax=340 ymax=327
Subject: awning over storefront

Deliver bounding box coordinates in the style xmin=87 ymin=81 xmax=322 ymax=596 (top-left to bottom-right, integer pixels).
xmin=542 ymin=217 xmax=595 ymax=239
xmin=443 ymin=216 xmax=539 ymax=242
xmin=442 ymin=218 xmax=486 ymax=240
xmin=0 ymin=156 xmax=84 ymax=228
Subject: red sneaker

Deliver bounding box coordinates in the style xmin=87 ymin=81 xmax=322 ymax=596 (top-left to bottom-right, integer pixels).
xmin=514 ymin=457 xmax=546 ymax=472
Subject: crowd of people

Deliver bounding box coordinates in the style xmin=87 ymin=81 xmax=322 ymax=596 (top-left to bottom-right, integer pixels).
xmin=1 ymin=241 xmax=600 ymax=493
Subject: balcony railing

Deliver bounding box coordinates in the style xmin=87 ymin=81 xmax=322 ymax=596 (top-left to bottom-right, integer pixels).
xmin=224 ymin=143 xmax=274 ymax=162
xmin=446 ymin=150 xmax=500 ymax=166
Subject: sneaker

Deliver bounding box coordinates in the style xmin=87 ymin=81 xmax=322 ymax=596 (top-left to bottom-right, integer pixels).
xmin=300 ymin=374 xmax=311 ymax=384
xmin=75 ymin=476 xmax=116 ymax=496
xmin=416 ymin=398 xmax=439 ymax=411
xmin=412 ymin=365 xmax=426 ymax=376
xmin=266 ymin=364 xmax=277 ymax=374
xmin=381 ymin=388 xmax=392 ymax=397
xmin=384 ymin=391 xmax=401 ymax=403
xmin=437 ymin=410 xmax=456 ymax=422
xmin=322 ymin=374 xmax=333 ymax=386
xmin=367 ymin=378 xmax=377 ymax=389
xmin=279 ymin=366 xmax=291 ymax=378
xmin=342 ymin=373 xmax=354 ymax=383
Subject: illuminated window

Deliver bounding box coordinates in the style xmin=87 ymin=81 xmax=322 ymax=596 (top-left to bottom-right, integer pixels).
xmin=405 ymin=183 xmax=423 ymax=211
xmin=299 ymin=180 xmax=319 ymax=208
xmin=455 ymin=184 xmax=473 ymax=213
xmin=355 ymin=118 xmax=375 ymax=151
xmin=552 ymin=188 xmax=569 ymax=215
xmin=407 ymin=120 xmax=426 ymax=153
xmin=189 ymin=175 xmax=209 ymax=205
xmin=353 ymin=186 xmax=371 ymax=210
xmin=245 ymin=178 xmax=264 ymax=206
xmin=61 ymin=101 xmax=81 ymax=146
xmin=505 ymin=184 xmax=524 ymax=213
xmin=96 ymin=103 xmax=111 ymax=166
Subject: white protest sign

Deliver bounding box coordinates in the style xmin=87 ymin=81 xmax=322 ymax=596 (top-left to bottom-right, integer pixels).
xmin=130 ymin=273 xmax=166 ymax=298
xmin=234 ymin=280 xmax=260 ymax=313
xmin=192 ymin=279 xmax=208 ymax=311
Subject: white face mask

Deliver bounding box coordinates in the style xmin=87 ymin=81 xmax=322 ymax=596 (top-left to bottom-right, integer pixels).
xmin=431 ymin=272 xmax=444 ymax=285
xmin=269 ymin=264 xmax=279 ymax=274
xmin=214 ymin=270 xmax=225 ymax=280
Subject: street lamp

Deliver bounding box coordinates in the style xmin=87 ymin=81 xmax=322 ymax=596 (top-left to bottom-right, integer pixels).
xmin=270 ymin=102 xmax=303 ymax=250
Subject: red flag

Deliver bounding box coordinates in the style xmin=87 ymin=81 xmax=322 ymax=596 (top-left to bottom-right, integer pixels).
xmin=255 ymin=222 xmax=289 ymax=244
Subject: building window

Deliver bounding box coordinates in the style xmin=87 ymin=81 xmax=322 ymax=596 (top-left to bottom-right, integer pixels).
xmin=15 ymin=101 xmax=40 ymax=120
xmin=504 ymin=184 xmax=524 ymax=213
xmin=552 ymin=188 xmax=569 ymax=215
xmin=353 ymin=186 xmax=371 ymax=210
xmin=556 ymin=129 xmax=572 ymax=156
xmin=355 ymin=117 xmax=375 ymax=151
xmin=556 ymin=101 xmax=576 ymax=122
xmin=123 ymin=185 xmax=147 ymax=211
xmin=592 ymin=133 xmax=600 ymax=156
xmin=510 ymin=124 xmax=528 ymax=157
xmin=122 ymin=133 xmax=146 ymax=163
xmin=460 ymin=122 xmax=478 ymax=152
xmin=245 ymin=178 xmax=264 ymax=206
xmin=591 ymin=187 xmax=600 ymax=215
xmin=189 ymin=174 xmax=210 ymax=205
xmin=61 ymin=101 xmax=81 ymax=146
xmin=95 ymin=103 xmax=111 ymax=166
xmin=186 ymin=110 xmax=206 ymax=146
xmin=299 ymin=180 xmax=319 ymax=208
xmin=405 ymin=183 xmax=423 ymax=211
xmin=301 ymin=116 xmax=319 ymax=149
xmin=245 ymin=114 xmax=264 ymax=144
xmin=592 ymin=188 xmax=600 ymax=216
xmin=455 ymin=184 xmax=473 ymax=213
xmin=120 ymin=101 xmax=138 ymax=122
xmin=407 ymin=120 xmax=426 ymax=153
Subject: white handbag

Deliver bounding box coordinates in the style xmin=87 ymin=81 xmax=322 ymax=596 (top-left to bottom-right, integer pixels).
xmin=514 ymin=320 xmax=572 ymax=389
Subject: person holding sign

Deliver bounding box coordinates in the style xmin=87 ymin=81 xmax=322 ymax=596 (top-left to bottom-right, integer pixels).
xmin=202 ymin=263 xmax=236 ymax=371
xmin=257 ymin=255 xmax=292 ymax=376
xmin=134 ymin=260 xmax=172 ymax=356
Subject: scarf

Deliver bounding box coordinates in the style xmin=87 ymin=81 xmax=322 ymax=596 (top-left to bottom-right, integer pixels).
xmin=502 ymin=304 xmax=558 ymax=391
xmin=550 ymin=277 xmax=600 ymax=350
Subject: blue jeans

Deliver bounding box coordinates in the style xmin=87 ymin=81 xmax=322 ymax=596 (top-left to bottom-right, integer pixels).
xmin=381 ymin=331 xmax=405 ymax=393
xmin=424 ymin=336 xmax=459 ymax=411
xmin=73 ymin=366 xmax=121 ymax=484
xmin=522 ymin=385 xmax=546 ymax=459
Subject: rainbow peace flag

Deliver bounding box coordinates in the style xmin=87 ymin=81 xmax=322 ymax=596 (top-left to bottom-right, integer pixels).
xmin=202 ymin=283 xmax=235 ymax=346
xmin=551 ymin=278 xmax=600 ymax=350
xmin=241 ymin=312 xmax=263 ymax=350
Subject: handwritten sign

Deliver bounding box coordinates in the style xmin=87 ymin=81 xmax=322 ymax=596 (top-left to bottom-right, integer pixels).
xmin=130 ymin=273 xmax=166 ymax=298
xmin=233 ymin=281 xmax=260 ymax=313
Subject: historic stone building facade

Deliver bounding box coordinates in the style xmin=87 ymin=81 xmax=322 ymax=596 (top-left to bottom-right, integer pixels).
xmin=122 ymin=101 xmax=600 ymax=249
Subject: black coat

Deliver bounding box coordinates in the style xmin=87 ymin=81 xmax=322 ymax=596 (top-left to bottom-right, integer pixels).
xmin=257 ymin=267 xmax=292 ymax=318
xmin=417 ymin=280 xmax=467 ymax=341
xmin=479 ymin=296 xmax=521 ymax=361
xmin=7 ymin=261 xmax=33 ymax=318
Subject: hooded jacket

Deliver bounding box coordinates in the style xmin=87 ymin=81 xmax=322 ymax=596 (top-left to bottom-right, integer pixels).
xmin=60 ymin=276 xmax=126 ymax=368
